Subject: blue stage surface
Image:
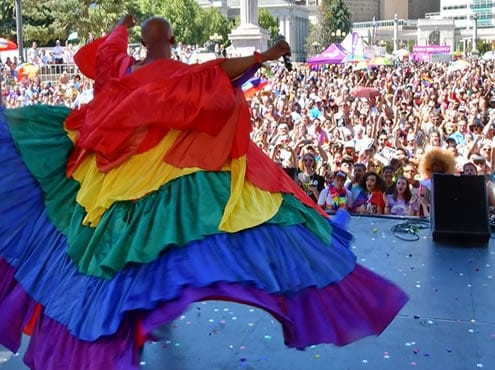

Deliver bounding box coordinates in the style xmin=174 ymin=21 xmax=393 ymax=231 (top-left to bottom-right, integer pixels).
xmin=2 ymin=215 xmax=495 ymax=370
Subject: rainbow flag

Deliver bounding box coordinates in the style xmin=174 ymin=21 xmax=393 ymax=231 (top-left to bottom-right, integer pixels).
xmin=421 ymin=74 xmax=434 ymax=87
xmin=241 ymin=77 xmax=268 ymax=98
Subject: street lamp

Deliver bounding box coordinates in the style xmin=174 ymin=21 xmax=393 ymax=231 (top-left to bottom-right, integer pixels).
xmin=209 ymin=33 xmax=223 ymax=55
xmin=311 ymin=41 xmax=320 ymax=55
xmin=393 ymin=14 xmax=399 ymax=52
xmin=331 ymin=29 xmax=346 ymax=43
xmin=472 ymin=13 xmax=479 ymax=56
xmin=209 ymin=33 xmax=223 ymax=43
xmin=15 ymin=0 xmax=24 ymax=62
xmin=372 ymin=16 xmax=377 ymax=46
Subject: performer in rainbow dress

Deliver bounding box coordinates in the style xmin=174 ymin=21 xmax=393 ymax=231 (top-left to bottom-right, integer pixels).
xmin=0 ymin=15 xmax=408 ymax=369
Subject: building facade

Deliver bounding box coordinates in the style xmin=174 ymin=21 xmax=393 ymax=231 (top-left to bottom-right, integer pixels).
xmin=408 ymin=0 xmax=440 ymax=20
xmin=380 ymin=0 xmax=408 ymax=20
xmin=198 ymin=0 xmax=310 ymax=61
xmin=344 ymin=0 xmax=380 ymax=22
xmin=198 ymin=0 xmax=495 ymax=60
xmin=440 ymin=0 xmax=495 ymax=29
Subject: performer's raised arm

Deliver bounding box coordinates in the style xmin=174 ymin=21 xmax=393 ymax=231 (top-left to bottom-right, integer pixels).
xmin=219 ymin=40 xmax=291 ymax=80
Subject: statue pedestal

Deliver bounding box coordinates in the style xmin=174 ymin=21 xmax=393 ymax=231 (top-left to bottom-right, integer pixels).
xmin=228 ymin=23 xmax=270 ymax=57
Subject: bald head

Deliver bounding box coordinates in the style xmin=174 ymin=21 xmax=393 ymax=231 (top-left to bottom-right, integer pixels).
xmin=141 ymin=17 xmax=175 ymax=59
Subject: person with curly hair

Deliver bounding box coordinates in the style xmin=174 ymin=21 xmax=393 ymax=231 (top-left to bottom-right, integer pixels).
xmin=417 ymin=147 xmax=457 ymax=216
xmin=356 ymin=171 xmax=386 ymax=215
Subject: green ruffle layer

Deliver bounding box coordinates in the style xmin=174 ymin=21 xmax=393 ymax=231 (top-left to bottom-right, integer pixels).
xmin=6 ymin=106 xmax=331 ymax=279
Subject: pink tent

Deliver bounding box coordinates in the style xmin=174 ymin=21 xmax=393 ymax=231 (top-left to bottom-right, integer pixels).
xmin=307 ymin=43 xmax=347 ymax=65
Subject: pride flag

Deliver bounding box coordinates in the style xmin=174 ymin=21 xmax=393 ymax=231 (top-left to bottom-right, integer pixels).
xmin=241 ymin=77 xmax=268 ymax=98
xmin=421 ymin=74 xmax=434 ymax=87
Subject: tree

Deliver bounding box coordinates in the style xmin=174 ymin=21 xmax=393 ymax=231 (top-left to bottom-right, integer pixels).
xmin=330 ymin=0 xmax=351 ymax=39
xmin=20 ymin=0 xmax=140 ymax=46
xmin=258 ymin=8 xmax=279 ymax=45
xmin=306 ymin=0 xmax=351 ymax=55
xmin=305 ymin=23 xmax=323 ymax=57
xmin=317 ymin=0 xmax=334 ymax=47
xmin=0 ymin=0 xmax=15 ymax=39
xmin=7 ymin=0 xmax=279 ymax=51
xmin=158 ymin=0 xmax=204 ymax=45
xmin=137 ymin=0 xmax=162 ymax=19
xmin=477 ymin=39 xmax=491 ymax=56
xmin=199 ymin=6 xmax=233 ymax=46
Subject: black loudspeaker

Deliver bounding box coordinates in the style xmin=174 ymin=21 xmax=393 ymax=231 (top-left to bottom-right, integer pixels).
xmin=431 ymin=174 xmax=490 ymax=244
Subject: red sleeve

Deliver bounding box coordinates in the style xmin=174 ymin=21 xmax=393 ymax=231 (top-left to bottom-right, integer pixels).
xmin=94 ymin=25 xmax=134 ymax=92
xmin=73 ymin=37 xmax=106 ymax=80
xmin=73 ymin=26 xmax=133 ymax=92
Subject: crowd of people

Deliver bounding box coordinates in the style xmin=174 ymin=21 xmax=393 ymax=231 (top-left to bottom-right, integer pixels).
xmin=0 ymin=39 xmax=214 ymax=108
xmin=2 ymin=40 xmax=495 ymax=217
xmin=250 ymin=57 xmax=495 ymax=216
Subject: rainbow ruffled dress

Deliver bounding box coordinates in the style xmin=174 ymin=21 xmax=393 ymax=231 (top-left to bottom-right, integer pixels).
xmin=0 ymin=27 xmax=408 ymax=370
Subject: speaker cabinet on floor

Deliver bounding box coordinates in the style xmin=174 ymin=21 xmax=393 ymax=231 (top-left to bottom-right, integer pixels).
xmin=431 ymin=174 xmax=490 ymax=244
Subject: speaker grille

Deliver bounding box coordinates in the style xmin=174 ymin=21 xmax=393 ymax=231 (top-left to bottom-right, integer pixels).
xmin=431 ymin=174 xmax=490 ymax=244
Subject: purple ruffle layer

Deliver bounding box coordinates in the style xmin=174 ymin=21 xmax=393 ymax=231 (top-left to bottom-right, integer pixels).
xmin=0 ymin=257 xmax=408 ymax=370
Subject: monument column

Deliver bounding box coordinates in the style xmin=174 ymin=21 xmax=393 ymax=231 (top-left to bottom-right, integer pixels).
xmin=393 ymin=14 xmax=399 ymax=51
xmin=240 ymin=0 xmax=258 ymax=25
xmin=228 ymin=0 xmax=269 ymax=56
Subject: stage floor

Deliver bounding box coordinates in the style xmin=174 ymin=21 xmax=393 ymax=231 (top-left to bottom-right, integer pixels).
xmin=2 ymin=215 xmax=495 ymax=370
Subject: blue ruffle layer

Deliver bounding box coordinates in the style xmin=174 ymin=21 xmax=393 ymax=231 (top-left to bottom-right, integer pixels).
xmin=0 ymin=109 xmax=356 ymax=342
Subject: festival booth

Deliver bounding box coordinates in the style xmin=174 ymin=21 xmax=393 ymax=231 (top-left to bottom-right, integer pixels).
xmin=307 ymin=32 xmax=368 ymax=65
xmin=307 ymin=43 xmax=347 ymax=65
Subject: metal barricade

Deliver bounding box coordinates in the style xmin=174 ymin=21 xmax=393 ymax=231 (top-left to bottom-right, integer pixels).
xmin=39 ymin=63 xmax=79 ymax=84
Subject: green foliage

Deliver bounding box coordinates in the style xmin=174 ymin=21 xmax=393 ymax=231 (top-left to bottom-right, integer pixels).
xmin=20 ymin=0 xmax=141 ymax=46
xmin=199 ymin=7 xmax=233 ymax=46
xmin=137 ymin=0 xmax=162 ymax=19
xmin=305 ymin=23 xmax=323 ymax=56
xmin=330 ymin=0 xmax=351 ymax=35
xmin=318 ymin=0 xmax=333 ymax=44
xmin=259 ymin=8 xmax=279 ymax=45
xmin=3 ymin=0 xmax=279 ymax=50
xmin=320 ymin=0 xmax=333 ymax=26
xmin=158 ymin=0 xmax=204 ymax=45
xmin=0 ymin=0 xmax=16 ymax=39
xmin=477 ymin=40 xmax=491 ymax=55
xmin=306 ymin=0 xmax=351 ymax=56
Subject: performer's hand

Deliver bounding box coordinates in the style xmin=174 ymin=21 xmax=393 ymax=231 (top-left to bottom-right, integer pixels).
xmin=262 ymin=40 xmax=291 ymax=62
xmin=117 ymin=14 xmax=137 ymax=29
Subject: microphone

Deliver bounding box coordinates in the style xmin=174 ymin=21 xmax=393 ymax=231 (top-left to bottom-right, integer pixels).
xmin=283 ymin=54 xmax=292 ymax=71
xmin=277 ymin=35 xmax=292 ymax=71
